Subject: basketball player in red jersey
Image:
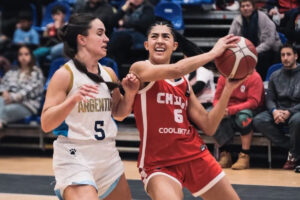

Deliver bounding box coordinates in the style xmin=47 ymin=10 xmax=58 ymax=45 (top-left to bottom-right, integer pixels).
xmin=129 ymin=21 xmax=245 ymax=200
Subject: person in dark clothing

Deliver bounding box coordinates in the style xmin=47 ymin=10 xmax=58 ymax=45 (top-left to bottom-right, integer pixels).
xmin=229 ymin=0 xmax=282 ymax=79
xmin=268 ymin=7 xmax=300 ymax=44
xmin=75 ymin=0 xmax=115 ymax=37
xmin=107 ymin=0 xmax=155 ymax=72
xmin=253 ymin=43 xmax=300 ymax=173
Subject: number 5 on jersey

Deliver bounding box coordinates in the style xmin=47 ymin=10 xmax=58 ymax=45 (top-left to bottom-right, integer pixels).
xmin=94 ymin=120 xmax=105 ymax=140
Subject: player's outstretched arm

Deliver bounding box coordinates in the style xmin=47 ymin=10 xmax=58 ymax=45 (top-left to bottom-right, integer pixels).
xmin=188 ymin=77 xmax=246 ymax=136
xmin=130 ymin=35 xmax=238 ymax=83
xmin=108 ymin=68 xmax=140 ymax=121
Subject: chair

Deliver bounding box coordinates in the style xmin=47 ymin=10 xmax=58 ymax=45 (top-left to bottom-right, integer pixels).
xmin=171 ymin=0 xmax=214 ymax=5
xmin=99 ymin=57 xmax=119 ymax=79
xmin=154 ymin=1 xmax=184 ymax=32
xmin=278 ymin=32 xmax=287 ymax=45
xmin=38 ymin=1 xmax=71 ymax=31
xmin=30 ymin=3 xmax=38 ymax=27
xmin=265 ymin=63 xmax=283 ymax=81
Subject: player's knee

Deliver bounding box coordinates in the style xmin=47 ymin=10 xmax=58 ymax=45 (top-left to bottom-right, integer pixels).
xmin=234 ymin=109 xmax=253 ymax=134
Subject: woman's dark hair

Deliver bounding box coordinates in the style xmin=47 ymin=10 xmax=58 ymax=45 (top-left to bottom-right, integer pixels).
xmin=280 ymin=43 xmax=298 ymax=54
xmin=146 ymin=20 xmax=215 ymax=70
xmin=58 ymin=13 xmax=119 ymax=91
xmin=146 ymin=20 xmax=176 ymax=40
xmin=51 ymin=4 xmax=67 ymax=15
xmin=17 ymin=45 xmax=36 ymax=72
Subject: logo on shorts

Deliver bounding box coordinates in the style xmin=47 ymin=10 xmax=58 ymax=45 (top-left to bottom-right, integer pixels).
xmin=200 ymin=144 xmax=206 ymax=152
xmin=69 ymin=148 xmax=77 ymax=155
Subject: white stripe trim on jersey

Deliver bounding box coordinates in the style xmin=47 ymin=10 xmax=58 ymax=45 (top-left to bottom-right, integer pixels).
xmin=139 ymin=92 xmax=148 ymax=169
xmin=192 ymin=171 xmax=225 ymax=197
xmin=138 ymin=81 xmax=155 ymax=94
xmin=165 ymin=78 xmax=184 ymax=86
xmin=144 ymin=172 xmax=182 ymax=193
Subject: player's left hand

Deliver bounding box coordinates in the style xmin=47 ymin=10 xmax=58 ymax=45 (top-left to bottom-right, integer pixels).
xmin=121 ymin=73 xmax=140 ymax=95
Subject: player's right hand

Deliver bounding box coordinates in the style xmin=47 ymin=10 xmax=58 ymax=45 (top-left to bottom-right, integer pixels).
xmin=71 ymin=84 xmax=99 ymax=103
xmin=210 ymin=34 xmax=238 ymax=58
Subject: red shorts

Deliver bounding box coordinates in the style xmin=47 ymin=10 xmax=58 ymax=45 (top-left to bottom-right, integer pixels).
xmin=140 ymin=153 xmax=225 ymax=197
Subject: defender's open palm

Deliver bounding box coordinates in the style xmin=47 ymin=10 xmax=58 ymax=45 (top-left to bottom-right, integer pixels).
xmin=71 ymin=84 xmax=99 ymax=103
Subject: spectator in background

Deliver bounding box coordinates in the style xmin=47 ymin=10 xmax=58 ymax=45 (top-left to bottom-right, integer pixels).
xmin=187 ymin=67 xmax=216 ymax=110
xmin=265 ymin=0 xmax=300 ymax=13
xmin=43 ymin=4 xmax=67 ymax=45
xmin=107 ymin=0 xmax=155 ymax=69
xmin=13 ymin=11 xmax=40 ymax=47
xmin=268 ymin=7 xmax=300 ymax=44
xmin=0 ymin=45 xmax=44 ymax=129
xmin=34 ymin=4 xmax=67 ymax=75
xmin=75 ymin=0 xmax=115 ymax=37
xmin=253 ymin=43 xmax=300 ymax=173
xmin=175 ymin=31 xmax=216 ymax=110
xmin=229 ymin=0 xmax=282 ymax=79
xmin=213 ymin=71 xmax=264 ymax=170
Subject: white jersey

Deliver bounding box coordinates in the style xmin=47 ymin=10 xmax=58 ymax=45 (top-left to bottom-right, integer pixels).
xmin=53 ymin=60 xmax=118 ymax=141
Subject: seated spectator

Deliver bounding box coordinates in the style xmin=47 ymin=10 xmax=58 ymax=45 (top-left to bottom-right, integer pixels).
xmin=107 ymin=0 xmax=155 ymax=68
xmin=268 ymin=7 xmax=300 ymax=44
xmin=43 ymin=4 xmax=67 ymax=45
xmin=186 ymin=67 xmax=216 ymax=110
xmin=229 ymin=0 xmax=282 ymax=79
xmin=253 ymin=43 xmax=300 ymax=173
xmin=13 ymin=11 xmax=40 ymax=47
xmin=34 ymin=4 xmax=67 ymax=75
xmin=0 ymin=45 xmax=44 ymax=129
xmin=213 ymin=71 xmax=264 ymax=170
xmin=75 ymin=0 xmax=115 ymax=37
xmin=174 ymin=30 xmax=216 ymax=109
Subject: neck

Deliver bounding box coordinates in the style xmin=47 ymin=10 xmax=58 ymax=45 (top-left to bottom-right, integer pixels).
xmin=149 ymin=57 xmax=171 ymax=65
xmin=75 ymin=50 xmax=100 ymax=74
xmin=20 ymin=65 xmax=30 ymax=72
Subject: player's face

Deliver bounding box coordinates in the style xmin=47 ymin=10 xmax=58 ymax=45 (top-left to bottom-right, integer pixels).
xmin=144 ymin=25 xmax=178 ymax=64
xmin=84 ymin=19 xmax=109 ymax=59
xmin=240 ymin=1 xmax=254 ymax=18
xmin=281 ymin=47 xmax=298 ymax=69
xmin=18 ymin=46 xmax=32 ymax=67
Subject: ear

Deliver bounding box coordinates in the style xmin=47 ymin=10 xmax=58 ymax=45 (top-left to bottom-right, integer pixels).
xmin=77 ymin=34 xmax=87 ymax=46
xmin=173 ymin=41 xmax=178 ymax=51
xmin=144 ymin=41 xmax=149 ymax=51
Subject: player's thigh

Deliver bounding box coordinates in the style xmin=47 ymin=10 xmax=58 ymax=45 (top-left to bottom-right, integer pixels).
xmin=147 ymin=174 xmax=183 ymax=200
xmin=103 ymin=173 xmax=131 ymax=200
xmin=64 ymin=185 xmax=99 ymax=200
xmin=200 ymin=176 xmax=240 ymax=200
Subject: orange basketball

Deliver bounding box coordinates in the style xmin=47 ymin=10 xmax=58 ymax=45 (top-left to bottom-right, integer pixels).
xmin=215 ymin=36 xmax=257 ymax=79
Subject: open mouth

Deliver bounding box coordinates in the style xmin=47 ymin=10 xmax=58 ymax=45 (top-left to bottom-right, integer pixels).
xmin=154 ymin=47 xmax=166 ymax=53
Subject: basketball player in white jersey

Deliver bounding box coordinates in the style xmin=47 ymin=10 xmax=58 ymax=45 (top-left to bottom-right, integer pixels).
xmin=129 ymin=21 xmax=246 ymax=200
xmin=41 ymin=13 xmax=139 ymax=200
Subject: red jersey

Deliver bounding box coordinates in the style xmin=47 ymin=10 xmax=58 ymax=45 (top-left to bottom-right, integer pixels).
xmin=133 ymin=78 xmax=209 ymax=170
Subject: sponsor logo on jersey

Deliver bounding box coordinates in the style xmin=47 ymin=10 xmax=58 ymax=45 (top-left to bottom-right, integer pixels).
xmin=157 ymin=92 xmax=187 ymax=109
xmin=158 ymin=127 xmax=190 ymax=135
xmin=78 ymin=98 xmax=112 ymax=113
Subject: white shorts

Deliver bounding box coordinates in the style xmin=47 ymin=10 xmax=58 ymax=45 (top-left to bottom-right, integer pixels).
xmin=53 ymin=136 xmax=124 ymax=199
